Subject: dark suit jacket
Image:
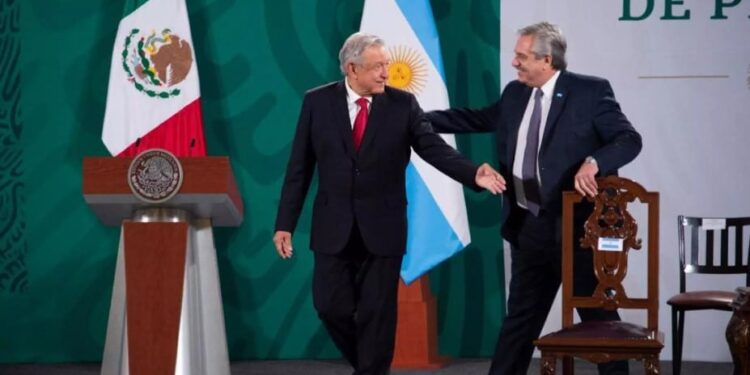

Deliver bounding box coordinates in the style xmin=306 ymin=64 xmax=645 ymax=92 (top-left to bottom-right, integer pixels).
xmin=427 ymin=71 xmax=642 ymax=246
xmin=275 ymin=81 xmax=480 ymax=256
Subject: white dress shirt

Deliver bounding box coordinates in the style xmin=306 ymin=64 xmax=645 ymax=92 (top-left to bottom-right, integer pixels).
xmin=345 ymin=78 xmax=371 ymax=128
xmin=512 ymin=70 xmax=560 ymax=210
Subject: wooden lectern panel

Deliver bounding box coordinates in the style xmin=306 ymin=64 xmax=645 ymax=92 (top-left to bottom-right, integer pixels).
xmin=123 ymin=222 xmax=188 ymax=375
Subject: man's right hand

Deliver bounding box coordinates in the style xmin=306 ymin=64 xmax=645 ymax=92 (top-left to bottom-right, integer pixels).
xmin=273 ymin=231 xmax=293 ymax=259
xmin=475 ymin=163 xmax=507 ymax=195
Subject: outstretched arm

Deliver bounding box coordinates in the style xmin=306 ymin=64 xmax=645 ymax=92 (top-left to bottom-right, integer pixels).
xmin=426 ymin=100 xmax=500 ymax=134
xmin=408 ymin=95 xmax=501 ymax=193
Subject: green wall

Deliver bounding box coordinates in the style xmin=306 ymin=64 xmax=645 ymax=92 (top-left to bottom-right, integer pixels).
xmin=0 ymin=0 xmax=502 ymax=362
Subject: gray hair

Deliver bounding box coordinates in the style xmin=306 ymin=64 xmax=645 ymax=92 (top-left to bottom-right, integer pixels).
xmin=518 ymin=22 xmax=567 ymax=71
xmin=338 ymin=32 xmax=385 ymax=75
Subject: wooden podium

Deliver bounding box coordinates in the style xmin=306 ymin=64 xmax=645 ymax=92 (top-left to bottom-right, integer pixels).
xmin=83 ymin=156 xmax=242 ymax=375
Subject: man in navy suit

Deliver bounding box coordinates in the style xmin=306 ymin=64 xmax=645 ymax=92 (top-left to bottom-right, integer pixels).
xmin=273 ymin=32 xmax=505 ymax=375
xmin=427 ymin=22 xmax=642 ymax=375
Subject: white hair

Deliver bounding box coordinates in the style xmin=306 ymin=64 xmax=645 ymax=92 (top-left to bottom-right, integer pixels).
xmin=338 ymin=32 xmax=385 ymax=75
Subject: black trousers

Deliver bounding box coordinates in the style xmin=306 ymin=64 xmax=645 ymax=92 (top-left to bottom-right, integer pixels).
xmin=488 ymin=210 xmax=629 ymax=375
xmin=312 ymin=225 xmax=403 ymax=375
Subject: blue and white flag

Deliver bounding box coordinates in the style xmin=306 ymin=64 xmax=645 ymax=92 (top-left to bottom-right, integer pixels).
xmin=360 ymin=0 xmax=471 ymax=284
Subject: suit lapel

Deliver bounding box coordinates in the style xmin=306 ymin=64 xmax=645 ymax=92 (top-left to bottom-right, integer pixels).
xmin=540 ymin=72 xmax=569 ymax=156
xmin=507 ymin=86 xmax=533 ymax=166
xmin=333 ymin=81 xmax=355 ymax=159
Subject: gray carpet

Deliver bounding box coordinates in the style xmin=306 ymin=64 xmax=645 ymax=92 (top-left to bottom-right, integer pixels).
xmin=0 ymin=359 xmax=734 ymax=375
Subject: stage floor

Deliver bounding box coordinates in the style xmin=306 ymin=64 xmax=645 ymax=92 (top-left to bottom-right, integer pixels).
xmin=0 ymin=358 xmax=734 ymax=375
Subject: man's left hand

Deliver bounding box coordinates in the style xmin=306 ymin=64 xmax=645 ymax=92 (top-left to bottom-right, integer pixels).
xmin=574 ymin=161 xmax=599 ymax=197
xmin=475 ymin=163 xmax=506 ymax=195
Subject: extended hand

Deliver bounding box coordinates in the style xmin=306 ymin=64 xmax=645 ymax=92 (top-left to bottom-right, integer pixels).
xmin=273 ymin=230 xmax=294 ymax=259
xmin=574 ymin=162 xmax=599 ymax=197
xmin=475 ymin=163 xmax=506 ymax=195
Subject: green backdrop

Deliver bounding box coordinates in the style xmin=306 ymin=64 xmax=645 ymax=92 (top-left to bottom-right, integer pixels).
xmin=0 ymin=0 xmax=503 ymax=362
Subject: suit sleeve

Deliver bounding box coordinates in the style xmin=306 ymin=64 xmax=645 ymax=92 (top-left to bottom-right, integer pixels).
xmin=406 ymin=95 xmax=481 ymax=191
xmin=426 ymin=100 xmax=500 ymax=134
xmin=274 ymin=94 xmax=316 ymax=233
xmin=590 ymin=80 xmax=643 ymax=174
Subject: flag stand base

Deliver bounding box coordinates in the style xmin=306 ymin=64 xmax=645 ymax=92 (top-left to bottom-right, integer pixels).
xmin=392 ymin=275 xmax=449 ymax=369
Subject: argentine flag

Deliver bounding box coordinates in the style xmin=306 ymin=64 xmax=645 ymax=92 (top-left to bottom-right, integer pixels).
xmin=361 ymin=0 xmax=471 ymax=284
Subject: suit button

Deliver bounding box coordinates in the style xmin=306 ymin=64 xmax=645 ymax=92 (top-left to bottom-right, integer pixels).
xmin=354 ymin=168 xmax=360 ymax=175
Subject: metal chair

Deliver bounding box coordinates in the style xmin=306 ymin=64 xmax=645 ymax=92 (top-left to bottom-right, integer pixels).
xmin=666 ymin=216 xmax=750 ymax=375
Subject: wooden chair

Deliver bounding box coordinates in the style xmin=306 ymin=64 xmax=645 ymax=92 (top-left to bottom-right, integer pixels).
xmin=534 ymin=176 xmax=663 ymax=374
xmin=667 ymin=216 xmax=750 ymax=375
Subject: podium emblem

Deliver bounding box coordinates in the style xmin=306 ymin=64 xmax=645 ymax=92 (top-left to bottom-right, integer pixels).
xmin=128 ymin=149 xmax=184 ymax=203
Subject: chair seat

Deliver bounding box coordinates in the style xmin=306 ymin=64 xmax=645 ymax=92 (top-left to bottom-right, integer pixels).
xmin=666 ymin=290 xmax=736 ymax=311
xmin=535 ymin=321 xmax=664 ymax=350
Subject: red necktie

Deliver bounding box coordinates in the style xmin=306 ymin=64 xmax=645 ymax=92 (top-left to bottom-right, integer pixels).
xmin=353 ymin=98 xmax=369 ymax=151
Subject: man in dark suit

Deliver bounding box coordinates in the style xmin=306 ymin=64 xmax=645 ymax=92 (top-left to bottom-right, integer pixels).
xmin=426 ymin=22 xmax=642 ymax=375
xmin=273 ymin=32 xmax=505 ymax=375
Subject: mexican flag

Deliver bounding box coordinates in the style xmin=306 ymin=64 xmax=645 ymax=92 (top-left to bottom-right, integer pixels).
xmin=101 ymin=0 xmax=206 ymax=157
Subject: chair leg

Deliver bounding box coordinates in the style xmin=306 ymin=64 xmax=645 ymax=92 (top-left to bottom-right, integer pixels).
xmin=562 ymin=356 xmax=574 ymax=375
xmin=671 ymin=307 xmax=678 ymax=375
xmin=540 ymin=353 xmax=556 ymax=375
xmin=644 ymin=355 xmax=661 ymax=375
xmin=672 ymin=307 xmax=685 ymax=375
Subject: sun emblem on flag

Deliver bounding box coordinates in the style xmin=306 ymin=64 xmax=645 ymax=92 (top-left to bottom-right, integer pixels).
xmin=121 ymin=28 xmax=193 ymax=98
xmin=387 ymin=46 xmax=428 ymax=95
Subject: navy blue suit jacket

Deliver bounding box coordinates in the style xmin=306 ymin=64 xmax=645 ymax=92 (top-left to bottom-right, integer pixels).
xmin=427 ymin=71 xmax=642 ymax=246
xmin=275 ymin=81 xmax=480 ymax=256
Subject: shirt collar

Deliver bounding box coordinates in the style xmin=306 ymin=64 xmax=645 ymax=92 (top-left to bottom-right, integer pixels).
xmin=538 ymin=70 xmax=561 ymax=99
xmin=345 ymin=78 xmax=371 ymax=105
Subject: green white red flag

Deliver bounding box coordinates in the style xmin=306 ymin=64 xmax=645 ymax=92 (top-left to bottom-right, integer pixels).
xmin=102 ymin=0 xmax=206 ymax=157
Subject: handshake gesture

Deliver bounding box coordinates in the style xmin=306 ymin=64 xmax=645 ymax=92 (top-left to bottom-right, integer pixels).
xmin=475 ymin=163 xmax=506 ymax=195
